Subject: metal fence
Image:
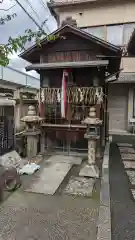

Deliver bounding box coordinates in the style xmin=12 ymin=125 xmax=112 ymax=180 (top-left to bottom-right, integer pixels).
xmin=0 ymin=106 xmax=14 ymax=156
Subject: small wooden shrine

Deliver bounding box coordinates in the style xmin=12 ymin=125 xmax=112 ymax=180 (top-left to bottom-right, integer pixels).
xmin=20 ymin=18 xmax=122 ymax=155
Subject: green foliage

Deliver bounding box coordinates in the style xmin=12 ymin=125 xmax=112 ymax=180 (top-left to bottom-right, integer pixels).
xmin=0 ymin=28 xmax=47 ymax=66
xmin=0 ymin=1 xmax=49 ymax=65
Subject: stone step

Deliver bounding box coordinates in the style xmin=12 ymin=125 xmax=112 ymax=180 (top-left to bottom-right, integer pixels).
xmin=119 ymin=147 xmax=135 ymax=154
xmin=120 ymin=153 xmax=135 ymax=160
xmin=117 ymin=143 xmax=133 ymax=147
xmin=46 ymin=155 xmax=82 ymax=165
xmin=123 ymin=161 xmax=135 ymax=169
xmin=25 ymin=162 xmax=72 ymax=195
xmin=126 ymin=170 xmax=135 ymax=185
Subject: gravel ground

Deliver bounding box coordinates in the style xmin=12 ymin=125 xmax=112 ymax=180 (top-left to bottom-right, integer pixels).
xmin=0 ymin=191 xmax=99 ymax=240
xmin=0 ymin=155 xmax=99 ymax=240
xmin=110 ymin=143 xmax=135 ymax=240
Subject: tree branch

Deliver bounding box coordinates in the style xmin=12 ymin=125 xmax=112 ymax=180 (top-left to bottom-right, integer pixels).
xmin=0 ymin=28 xmax=47 ymax=66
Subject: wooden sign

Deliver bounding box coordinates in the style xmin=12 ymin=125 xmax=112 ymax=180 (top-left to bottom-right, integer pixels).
xmin=47 ymin=51 xmax=95 ymax=62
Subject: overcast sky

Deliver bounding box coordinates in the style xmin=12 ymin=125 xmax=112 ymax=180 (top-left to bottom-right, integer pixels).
xmin=0 ymin=0 xmax=57 ymax=78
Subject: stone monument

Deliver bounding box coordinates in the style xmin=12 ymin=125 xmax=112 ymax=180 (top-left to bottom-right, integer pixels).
xmin=21 ymin=105 xmax=43 ymax=159
xmin=79 ymin=106 xmax=102 ymax=178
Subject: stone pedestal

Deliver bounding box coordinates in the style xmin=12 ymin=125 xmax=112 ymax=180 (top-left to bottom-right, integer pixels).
xmin=79 ymin=106 xmax=102 ymax=179
xmin=23 ymin=130 xmax=40 ymax=159
xmin=79 ymin=139 xmax=99 ymax=178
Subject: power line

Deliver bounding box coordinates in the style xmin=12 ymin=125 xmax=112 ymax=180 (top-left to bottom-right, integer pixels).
xmin=14 ymin=0 xmax=45 ymax=32
xmin=39 ymin=0 xmax=49 ymax=12
xmin=38 ymin=0 xmax=51 ymax=32
xmin=23 ymin=0 xmax=42 ymax=23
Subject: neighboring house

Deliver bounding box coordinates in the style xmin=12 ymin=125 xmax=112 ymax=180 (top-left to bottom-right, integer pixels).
xmin=48 ymin=0 xmax=135 ymax=136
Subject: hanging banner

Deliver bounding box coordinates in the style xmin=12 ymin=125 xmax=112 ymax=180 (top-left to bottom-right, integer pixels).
xmin=61 ymin=70 xmax=68 ymax=118
xmin=39 ymin=88 xmax=44 ymax=117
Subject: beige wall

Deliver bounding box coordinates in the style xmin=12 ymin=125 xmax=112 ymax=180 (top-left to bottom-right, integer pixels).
xmin=108 ymin=83 xmax=128 ymax=132
xmin=108 ymin=83 xmax=135 ymax=133
xmin=57 ymin=1 xmax=135 ymax=27
xmin=55 ymin=1 xmax=135 ymax=73
xmin=121 ymin=58 xmax=135 ymax=73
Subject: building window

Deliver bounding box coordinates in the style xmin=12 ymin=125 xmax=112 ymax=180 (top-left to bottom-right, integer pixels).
xmin=106 ymin=24 xmax=123 ymax=46
xmin=123 ymin=23 xmax=135 ymax=45
xmin=133 ymin=90 xmax=135 ymax=118
xmin=82 ymin=22 xmax=135 ymax=47
xmin=83 ymin=26 xmax=105 ymax=40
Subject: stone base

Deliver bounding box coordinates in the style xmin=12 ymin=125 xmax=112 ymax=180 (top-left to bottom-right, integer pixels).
xmin=79 ymin=164 xmax=99 ymax=178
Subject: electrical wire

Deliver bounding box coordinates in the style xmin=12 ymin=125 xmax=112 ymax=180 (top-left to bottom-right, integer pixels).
xmin=23 ymin=0 xmax=51 ymax=33
xmin=23 ymin=0 xmax=42 ymax=24
xmin=38 ymin=0 xmax=51 ymax=32
xmin=39 ymin=0 xmax=49 ymax=12
xmin=14 ymin=0 xmax=46 ymax=32
xmin=41 ymin=16 xmax=51 ymax=33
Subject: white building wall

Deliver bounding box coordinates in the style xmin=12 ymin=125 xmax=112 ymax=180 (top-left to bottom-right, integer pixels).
xmin=57 ymin=1 xmax=135 ymax=27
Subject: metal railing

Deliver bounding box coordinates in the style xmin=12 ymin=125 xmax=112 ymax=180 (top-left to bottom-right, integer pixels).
xmin=0 ymin=66 xmax=40 ymax=89
xmin=0 ymin=106 xmax=14 ymax=156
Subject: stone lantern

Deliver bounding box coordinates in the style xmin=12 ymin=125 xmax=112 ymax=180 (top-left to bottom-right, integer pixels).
xmin=79 ymin=106 xmax=102 ymax=178
xmin=21 ymin=105 xmax=43 ymax=159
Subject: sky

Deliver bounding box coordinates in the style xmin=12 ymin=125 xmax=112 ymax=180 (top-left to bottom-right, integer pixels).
xmin=0 ymin=0 xmax=57 ymax=78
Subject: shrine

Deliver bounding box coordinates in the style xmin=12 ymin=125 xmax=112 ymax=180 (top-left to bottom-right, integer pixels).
xmin=20 ymin=18 xmax=122 ymax=158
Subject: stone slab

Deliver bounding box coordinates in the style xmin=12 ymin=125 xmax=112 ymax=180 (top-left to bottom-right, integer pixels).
xmin=126 ymin=170 xmax=135 ymax=185
xmin=0 ymin=150 xmax=23 ymax=170
xmin=25 ymin=162 xmax=72 ymax=195
xmin=97 ymin=205 xmax=111 ymax=240
xmin=131 ymin=189 xmax=135 ymax=199
xmin=97 ymin=143 xmax=111 ymax=240
xmin=119 ymin=147 xmax=135 ymax=154
xmin=100 ymin=180 xmax=110 ymax=207
xmin=64 ymin=176 xmax=94 ymax=197
xmin=117 ymin=143 xmax=133 ymax=147
xmin=46 ymin=155 xmax=82 ymax=165
xmin=120 ymin=153 xmax=135 ymax=160
xmin=79 ymin=164 xmax=99 ymax=178
xmin=123 ymin=161 xmax=135 ymax=169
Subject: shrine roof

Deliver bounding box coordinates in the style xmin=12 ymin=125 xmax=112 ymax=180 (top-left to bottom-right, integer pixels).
xmin=20 ymin=24 xmax=122 ymax=63
xmin=25 ymin=60 xmax=109 ymax=71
